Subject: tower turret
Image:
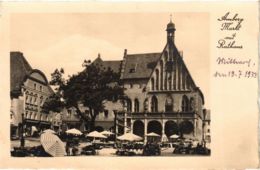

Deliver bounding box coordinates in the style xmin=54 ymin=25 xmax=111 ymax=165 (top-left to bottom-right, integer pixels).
xmin=166 ymin=15 xmax=176 ymax=44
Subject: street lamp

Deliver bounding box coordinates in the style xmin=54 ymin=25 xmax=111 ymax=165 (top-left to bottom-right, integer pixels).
xmin=20 ymin=113 xmax=25 ymax=148
xmin=113 ymin=110 xmax=118 ymax=140
xmin=202 ymin=109 xmax=206 ymax=148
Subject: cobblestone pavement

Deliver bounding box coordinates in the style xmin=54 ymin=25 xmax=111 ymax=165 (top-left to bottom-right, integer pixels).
xmin=11 ymin=138 xmax=41 ymax=149
xmin=11 ymin=138 xmax=200 ymax=156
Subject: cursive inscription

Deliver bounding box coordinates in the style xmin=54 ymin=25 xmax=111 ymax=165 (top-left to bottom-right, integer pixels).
xmin=217 ymin=12 xmax=243 ymax=49
xmin=216 ymin=57 xmax=253 ymax=67
xmin=214 ymin=12 xmax=256 ymax=79
xmin=217 ymin=12 xmax=244 ymax=31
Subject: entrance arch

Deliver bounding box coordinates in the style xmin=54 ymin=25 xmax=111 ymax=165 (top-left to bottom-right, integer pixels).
xmin=179 ymin=120 xmax=194 ymax=134
xmin=164 ymin=120 xmax=178 ymax=137
xmin=147 ymin=120 xmax=162 ymax=135
xmin=133 ymin=120 xmax=144 ymax=137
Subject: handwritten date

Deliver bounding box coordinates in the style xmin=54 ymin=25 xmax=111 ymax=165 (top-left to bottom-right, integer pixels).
xmin=214 ymin=70 xmax=257 ymax=79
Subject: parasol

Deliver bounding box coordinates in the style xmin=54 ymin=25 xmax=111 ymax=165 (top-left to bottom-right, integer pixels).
xmin=86 ymin=131 xmax=107 ymax=138
xmin=170 ymin=134 xmax=179 ymax=139
xmin=101 ymin=130 xmax=114 ymax=136
xmin=43 ymin=129 xmax=56 ymax=134
xmin=40 ymin=132 xmax=66 ymax=157
xmin=66 ymin=128 xmax=83 ymax=136
xmin=146 ymin=132 xmax=160 ymax=137
xmin=117 ymin=133 xmax=143 ymax=142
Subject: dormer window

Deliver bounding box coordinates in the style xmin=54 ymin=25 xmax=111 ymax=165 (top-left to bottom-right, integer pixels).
xmin=129 ymin=63 xmax=138 ymax=73
xmin=129 ymin=68 xmax=136 ymax=73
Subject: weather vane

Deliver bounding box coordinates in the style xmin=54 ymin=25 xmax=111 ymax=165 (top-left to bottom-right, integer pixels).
xmin=170 ymin=14 xmax=172 ymax=22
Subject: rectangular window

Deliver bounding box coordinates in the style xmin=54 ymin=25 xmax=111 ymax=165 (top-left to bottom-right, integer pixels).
xmin=25 ymin=96 xmax=29 ymax=103
xmin=129 ymin=68 xmax=136 ymax=73
xmin=34 ymin=83 xmax=37 ymax=90
xmin=68 ymin=110 xmax=72 ymax=117
xmin=34 ymin=97 xmax=37 ymax=105
xmin=39 ymin=86 xmax=42 ymax=92
xmin=104 ymin=110 xmax=109 ymax=118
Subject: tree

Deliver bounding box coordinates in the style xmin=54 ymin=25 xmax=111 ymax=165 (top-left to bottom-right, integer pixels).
xmin=43 ymin=60 xmax=124 ymax=131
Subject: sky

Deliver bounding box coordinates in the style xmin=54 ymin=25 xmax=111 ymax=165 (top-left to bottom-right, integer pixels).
xmin=10 ymin=13 xmax=210 ymax=107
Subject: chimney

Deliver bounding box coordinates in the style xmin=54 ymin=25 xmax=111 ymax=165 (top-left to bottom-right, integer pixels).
xmin=124 ymin=49 xmax=127 ymax=57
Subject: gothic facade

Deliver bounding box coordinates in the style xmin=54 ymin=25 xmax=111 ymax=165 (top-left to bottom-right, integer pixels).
xmin=92 ymin=20 xmax=208 ymax=142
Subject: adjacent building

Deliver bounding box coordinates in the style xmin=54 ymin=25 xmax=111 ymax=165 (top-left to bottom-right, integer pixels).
xmin=10 ymin=52 xmax=55 ymax=137
xmin=92 ymin=20 xmax=209 ymax=142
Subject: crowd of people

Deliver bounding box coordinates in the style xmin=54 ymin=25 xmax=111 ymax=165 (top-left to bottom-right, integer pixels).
xmin=11 ymin=130 xmax=210 ymax=157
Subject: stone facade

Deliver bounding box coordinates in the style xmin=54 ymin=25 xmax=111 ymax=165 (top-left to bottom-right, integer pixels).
xmin=92 ymin=20 xmax=209 ymax=142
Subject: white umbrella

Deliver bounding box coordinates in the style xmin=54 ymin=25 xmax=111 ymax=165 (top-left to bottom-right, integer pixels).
xmin=117 ymin=133 xmax=143 ymax=142
xmin=40 ymin=132 xmax=66 ymax=157
xmin=170 ymin=134 xmax=179 ymax=139
xmin=146 ymin=132 xmax=160 ymax=137
xmin=86 ymin=131 xmax=107 ymax=139
xmin=43 ymin=129 xmax=56 ymax=134
xmin=66 ymin=128 xmax=83 ymax=135
xmin=101 ymin=130 xmax=114 ymax=136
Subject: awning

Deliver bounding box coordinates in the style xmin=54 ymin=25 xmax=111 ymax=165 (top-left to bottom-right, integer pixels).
xmin=24 ymin=119 xmax=40 ymax=124
xmin=39 ymin=121 xmax=51 ymax=125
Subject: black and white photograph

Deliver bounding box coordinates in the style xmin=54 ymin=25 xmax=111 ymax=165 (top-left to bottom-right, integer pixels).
xmin=9 ymin=12 xmax=210 ymax=157
xmin=0 ymin=1 xmax=258 ymax=169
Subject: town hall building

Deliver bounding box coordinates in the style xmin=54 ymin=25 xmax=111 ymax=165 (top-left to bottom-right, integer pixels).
xmin=92 ymin=19 xmax=208 ymax=142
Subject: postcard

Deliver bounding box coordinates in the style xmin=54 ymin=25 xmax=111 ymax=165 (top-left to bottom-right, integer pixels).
xmin=0 ymin=1 xmax=258 ymax=169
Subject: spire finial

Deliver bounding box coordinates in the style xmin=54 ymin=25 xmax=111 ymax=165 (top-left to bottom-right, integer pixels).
xmin=170 ymin=14 xmax=172 ymax=23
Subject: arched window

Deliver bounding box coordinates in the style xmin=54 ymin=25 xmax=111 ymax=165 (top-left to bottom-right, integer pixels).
xmin=164 ymin=51 xmax=168 ymax=61
xmin=151 ymin=96 xmax=158 ymax=112
xmin=151 ymin=78 xmax=155 ymax=91
xmin=126 ymin=99 xmax=132 ymax=112
xmin=173 ymin=66 xmax=176 ymax=89
xmin=181 ymin=95 xmax=189 ymax=112
xmin=134 ymin=99 xmax=139 ymax=112
xmin=164 ymin=72 xmax=168 ymax=90
xmin=190 ymin=97 xmax=195 ymax=111
xmin=155 ymin=69 xmax=159 ymax=90
xmin=165 ymin=95 xmax=173 ymax=112
xmin=160 ymin=60 xmax=164 ymax=90
xmin=186 ymin=78 xmax=190 ymax=90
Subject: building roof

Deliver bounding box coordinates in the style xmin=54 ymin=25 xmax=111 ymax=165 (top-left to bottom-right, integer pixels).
xmin=92 ymin=53 xmax=161 ymax=79
xmin=10 ymin=52 xmax=33 ymax=93
xmin=121 ymin=53 xmax=161 ymax=79
xmin=92 ymin=56 xmax=122 ymax=73
xmin=10 ymin=51 xmax=54 ymax=97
